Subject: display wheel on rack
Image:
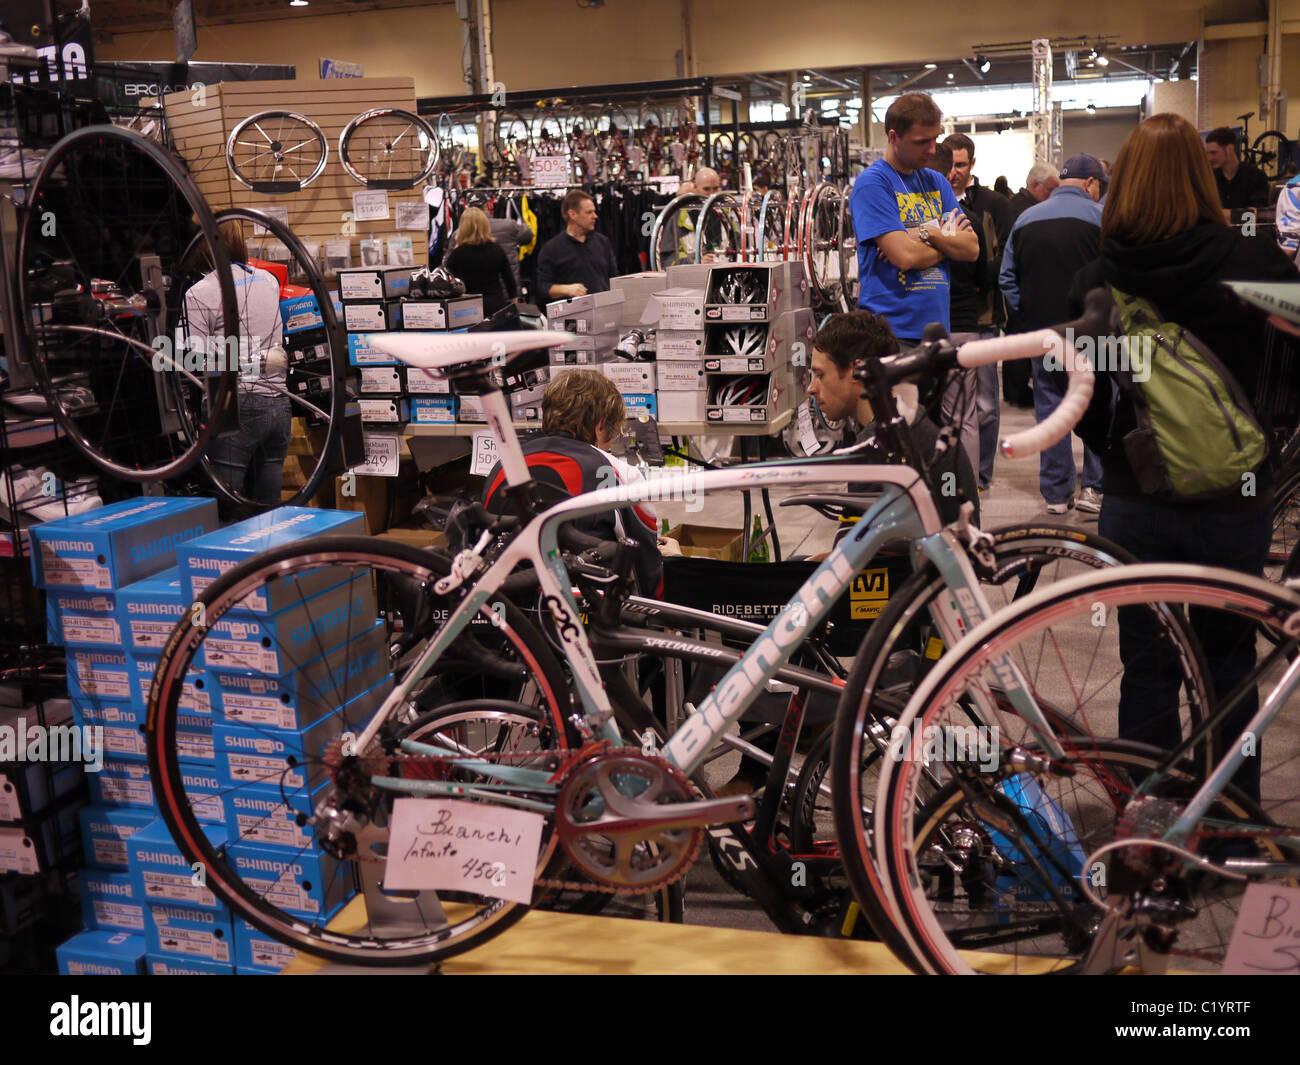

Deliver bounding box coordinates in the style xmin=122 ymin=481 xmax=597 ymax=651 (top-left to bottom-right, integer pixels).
xmin=338 ymin=108 xmax=439 ymax=190
xmin=14 ymin=124 xmax=240 ymax=483
xmin=224 ymin=110 xmax=329 ymax=194
xmin=170 ymin=207 xmax=354 ymax=516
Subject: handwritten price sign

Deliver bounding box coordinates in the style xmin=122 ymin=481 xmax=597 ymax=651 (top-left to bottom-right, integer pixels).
xmin=1224 ymin=883 xmax=1300 ymax=973
xmin=532 ymin=155 xmax=571 ymax=187
xmin=383 ymin=798 xmax=545 ymax=905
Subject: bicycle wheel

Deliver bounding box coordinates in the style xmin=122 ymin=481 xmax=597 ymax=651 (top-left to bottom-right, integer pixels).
xmin=837 ymin=188 xmax=859 ymax=308
xmin=874 ymin=565 xmax=1300 ymax=974
xmin=15 ymin=124 xmax=238 ymax=481
xmin=226 ymin=110 xmax=328 ymax=194
xmin=831 ymin=525 xmax=1212 ymax=969
xmin=147 ymin=536 xmax=578 ymax=966
xmin=1251 ymin=129 xmax=1293 ymax=183
xmin=338 ymin=108 xmax=438 ymax=189
xmin=170 ymin=208 xmax=349 ymax=516
xmin=694 ymin=192 xmax=743 ymax=263
xmin=756 ymin=190 xmax=787 ymax=261
xmin=647 ymin=194 xmax=704 ymax=270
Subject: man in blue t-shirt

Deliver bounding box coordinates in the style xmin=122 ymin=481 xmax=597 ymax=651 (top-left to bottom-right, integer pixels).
xmin=851 ymin=93 xmax=979 ymax=347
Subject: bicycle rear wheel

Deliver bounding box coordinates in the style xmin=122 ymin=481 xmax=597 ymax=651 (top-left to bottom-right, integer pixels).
xmin=15 ymin=124 xmax=239 ymax=481
xmin=147 ymin=536 xmax=576 ymax=966
xmin=338 ymin=109 xmax=438 ymax=189
xmin=874 ymin=565 xmax=1300 ymax=974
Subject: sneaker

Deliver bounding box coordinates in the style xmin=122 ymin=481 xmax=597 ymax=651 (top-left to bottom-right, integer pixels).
xmin=1045 ymin=493 xmax=1076 ymax=515
xmin=1076 ymin=487 xmax=1103 ymax=515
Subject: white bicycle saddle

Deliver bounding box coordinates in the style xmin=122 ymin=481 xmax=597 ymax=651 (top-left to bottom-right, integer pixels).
xmin=367 ymin=330 xmax=576 ymax=372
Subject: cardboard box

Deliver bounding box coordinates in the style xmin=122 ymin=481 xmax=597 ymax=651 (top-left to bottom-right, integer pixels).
xmin=704 ymin=308 xmax=816 ymax=374
xmin=656 ymin=329 xmax=705 ymax=360
xmin=0 ymin=802 xmax=81 ymax=875
xmin=127 ymin=653 xmax=215 ymax=718
xmin=703 ymin=262 xmax=810 ymax=323
xmin=653 ymin=287 xmax=705 ymax=330
xmin=227 ymin=841 xmax=352 ymax=921
xmin=656 ymin=391 xmax=708 ymax=424
xmin=0 ymin=749 xmax=82 ymax=821
xmin=602 ymin=361 xmax=656 ymax=393
xmin=71 ymin=697 xmax=147 ymax=761
xmin=31 ymin=496 xmax=219 ymax=592
xmin=233 ymin=917 xmax=297 ymax=973
xmin=337 ymin=266 xmax=411 ymax=301
xmin=402 ymin=295 xmax=484 ymax=330
xmin=178 ymin=507 xmax=364 ymax=610
xmin=79 ymin=870 xmax=146 ymax=934
xmin=280 ymin=293 xmax=343 ymax=336
xmin=706 ymin=371 xmax=795 ymax=427
xmin=358 ymin=366 xmax=402 ymax=394
xmin=545 ymin=289 xmax=625 ymax=334
xmin=148 ymin=954 xmax=234 ymax=975
xmin=128 ymin=819 xmax=230 ymax=910
xmin=286 ymin=334 xmax=331 ymax=363
xmin=665 ymin=523 xmax=743 ymax=562
xmin=116 ymin=567 xmax=186 ymax=654
xmin=66 ymin=648 xmax=132 ymax=702
xmin=611 ymin=271 xmax=668 ymax=327
xmin=359 ymin=397 xmax=407 ymax=423
xmin=146 ymin=901 xmax=234 ymax=964
xmin=343 ymin=300 xmax=402 ymax=333
xmin=87 ymin=757 xmax=153 ymax=809
xmin=224 ymin=780 xmax=327 ymax=851
xmin=404 ymin=366 xmax=451 ymax=394
xmin=457 ymin=393 xmax=488 ymax=423
xmin=657 ymin=362 xmax=707 ymax=391
xmin=207 ymin=619 xmax=388 ymax=732
xmin=79 ymin=805 xmax=154 ymax=870
xmin=665 ymin=263 xmax=713 ymax=290
xmin=57 ymin=930 xmax=147 ymax=975
xmin=347 ymin=332 xmax=399 ymax=366
xmin=377 ymin=526 xmax=447 ymax=551
xmin=45 ymin=589 xmax=120 ymax=648
xmin=622 ymin=393 xmax=657 ymax=420
xmin=409 ymin=395 xmax=457 ymax=424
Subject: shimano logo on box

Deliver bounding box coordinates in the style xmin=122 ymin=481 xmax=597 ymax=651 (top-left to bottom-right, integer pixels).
xmin=130 ymin=526 xmax=205 ymax=565
xmin=126 ymin=602 xmax=181 ymax=615
xmin=59 ymin=596 xmax=113 ymax=611
xmin=77 ymin=651 xmax=126 ymax=665
xmin=189 ymin=558 xmax=228 ymax=572
xmin=181 ymin=771 xmax=219 ymax=791
xmin=153 ymin=904 xmax=214 ymax=923
xmin=237 ymin=856 xmax=302 ymax=876
xmin=228 ymin=513 xmax=314 ymax=545
xmin=234 ymin=795 xmax=279 ymax=812
xmin=134 ymin=850 xmax=185 ymax=867
xmin=290 ymin=597 xmax=366 ymax=647
xmin=45 ymin=540 xmax=96 ymax=553
xmin=83 ymin=502 xmax=168 ymax=527
xmin=86 ymin=880 xmax=133 ymax=897
xmin=227 ymin=735 xmax=284 ymax=753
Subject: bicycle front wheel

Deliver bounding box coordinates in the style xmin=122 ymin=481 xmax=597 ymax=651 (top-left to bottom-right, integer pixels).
xmin=146 ymin=536 xmax=576 ymax=966
xmin=874 ymin=565 xmax=1300 ymax=974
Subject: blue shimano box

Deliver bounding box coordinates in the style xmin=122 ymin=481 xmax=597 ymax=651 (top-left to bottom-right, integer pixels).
xmin=116 ymin=567 xmax=187 ymax=653
xmin=128 ymin=652 xmax=215 ymax=718
xmin=127 ymin=818 xmax=230 ymax=910
xmin=146 ymin=901 xmax=234 ymax=965
xmin=80 ymin=804 xmax=155 ymax=870
xmin=409 ymin=395 xmax=457 ymax=424
xmin=213 ymin=680 xmax=390 ymax=791
xmin=148 ymin=954 xmax=234 ymax=975
xmin=207 ymin=618 xmax=389 ymax=730
xmin=71 ymin=696 xmax=146 ymax=761
xmin=88 ymin=757 xmax=153 ymax=808
xmin=79 ymin=869 xmax=145 ymax=934
xmin=281 ymin=292 xmax=343 ymax=335
xmin=57 ymin=930 xmax=146 ymax=975
xmin=622 ymin=393 xmax=657 ymax=419
xmin=227 ymin=841 xmax=352 ymax=922
xmin=31 ymin=496 xmax=218 ymax=591
xmin=346 ymin=331 xmax=400 ymax=366
xmin=224 ymin=779 xmax=328 ymax=851
xmin=233 ymin=917 xmax=297 ymax=973
xmin=45 ymin=589 xmax=120 ymax=648
xmin=66 ymin=647 xmax=133 ymax=702
xmin=197 ymin=575 xmax=376 ymax=676
xmin=177 ymin=506 xmax=364 ymax=610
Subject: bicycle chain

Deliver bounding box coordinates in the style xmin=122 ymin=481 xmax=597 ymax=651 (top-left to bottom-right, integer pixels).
xmin=319 ymin=741 xmax=704 ymax=895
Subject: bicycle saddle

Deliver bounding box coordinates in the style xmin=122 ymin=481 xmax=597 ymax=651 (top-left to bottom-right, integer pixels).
xmin=368 ymin=329 xmax=576 ymax=372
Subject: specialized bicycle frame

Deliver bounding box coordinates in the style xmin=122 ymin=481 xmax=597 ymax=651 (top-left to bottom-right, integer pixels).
xmin=348 ymin=388 xmax=1063 ymax=805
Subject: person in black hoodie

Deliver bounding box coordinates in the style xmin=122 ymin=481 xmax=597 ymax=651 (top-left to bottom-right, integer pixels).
xmin=1067 ymin=113 xmax=1299 ymax=799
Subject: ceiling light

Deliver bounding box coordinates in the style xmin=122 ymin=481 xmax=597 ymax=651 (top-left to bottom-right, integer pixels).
xmin=801 ymin=73 xmax=811 ymax=82
xmin=924 ymin=63 xmax=937 ymax=70
xmin=946 ymin=71 xmax=955 ymax=81
xmin=976 ymin=54 xmax=991 ymax=74
xmin=1096 ymin=54 xmax=1109 ymax=67
xmin=289 ymin=0 xmax=308 ymax=6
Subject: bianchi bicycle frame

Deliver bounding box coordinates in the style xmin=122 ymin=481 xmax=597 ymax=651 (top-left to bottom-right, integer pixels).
xmin=347 ymin=396 xmax=1053 ymax=804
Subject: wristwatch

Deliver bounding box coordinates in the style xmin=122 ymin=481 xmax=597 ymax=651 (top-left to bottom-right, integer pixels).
xmin=917 ymin=224 xmax=933 ymax=245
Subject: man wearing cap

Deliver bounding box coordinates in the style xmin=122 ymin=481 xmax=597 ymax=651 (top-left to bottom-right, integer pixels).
xmin=999 ymin=153 xmax=1106 ymax=516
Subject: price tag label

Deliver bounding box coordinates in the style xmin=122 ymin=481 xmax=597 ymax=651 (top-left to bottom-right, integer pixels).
xmin=395 ymin=202 xmax=430 ymax=231
xmin=796 ymin=400 xmax=820 ymax=456
xmin=532 ymin=155 xmax=571 ymax=187
xmin=1224 ymin=883 xmax=1300 ymax=973
xmin=352 ymin=189 xmax=390 ymax=222
xmin=471 ymin=430 xmax=499 ymax=477
xmin=250 ymin=204 xmax=289 ymax=234
xmin=349 ymin=432 xmax=400 ymax=477
xmin=383 ymin=798 xmax=544 ymax=905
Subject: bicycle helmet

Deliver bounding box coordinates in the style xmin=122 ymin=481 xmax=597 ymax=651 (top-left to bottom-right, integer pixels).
xmin=723 ymin=324 xmax=765 ymax=355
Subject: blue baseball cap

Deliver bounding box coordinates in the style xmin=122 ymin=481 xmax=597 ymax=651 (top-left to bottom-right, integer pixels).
xmin=1059 ymin=153 xmax=1106 ymax=181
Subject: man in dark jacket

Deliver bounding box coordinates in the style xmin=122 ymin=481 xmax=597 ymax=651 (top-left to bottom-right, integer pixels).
xmin=1002 ymin=163 xmax=1059 ymax=408
xmin=943 ymin=134 xmax=1014 ymax=488
xmin=1000 ymin=153 xmax=1106 ymax=515
xmin=1205 ymin=127 xmax=1271 ymax=212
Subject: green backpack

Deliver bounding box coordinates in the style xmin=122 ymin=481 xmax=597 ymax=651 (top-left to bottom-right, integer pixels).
xmin=1109 ymin=286 xmax=1268 ymax=500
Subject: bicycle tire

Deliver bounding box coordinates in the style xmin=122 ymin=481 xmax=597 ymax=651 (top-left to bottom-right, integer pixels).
xmin=338 ymin=108 xmax=439 ymax=189
xmin=15 ymin=124 xmax=239 ymax=481
xmin=873 ymin=565 xmax=1300 ymax=974
xmin=147 ymin=536 xmax=577 ymax=966
xmin=830 ymin=525 xmax=1211 ymax=970
xmin=1251 ymin=129 xmax=1292 ymax=183
xmin=226 ymin=110 xmax=328 ymax=194
xmin=171 ymin=207 xmax=349 ymax=516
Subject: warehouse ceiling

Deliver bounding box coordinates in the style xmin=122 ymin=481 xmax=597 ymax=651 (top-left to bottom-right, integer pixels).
xmin=90 ymin=0 xmax=450 ymax=35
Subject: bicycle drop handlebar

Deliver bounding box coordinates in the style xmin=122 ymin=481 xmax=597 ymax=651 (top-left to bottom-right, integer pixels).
xmin=880 ymin=286 xmax=1113 ymax=461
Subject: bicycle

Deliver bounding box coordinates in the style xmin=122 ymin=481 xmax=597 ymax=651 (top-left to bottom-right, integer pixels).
xmin=1236 ymin=110 xmax=1294 ymax=184
xmin=146 ymin=294 xmax=1182 ymax=966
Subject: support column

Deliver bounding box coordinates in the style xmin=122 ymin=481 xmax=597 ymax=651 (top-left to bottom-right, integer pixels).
xmin=861 ymin=70 xmax=872 ymax=148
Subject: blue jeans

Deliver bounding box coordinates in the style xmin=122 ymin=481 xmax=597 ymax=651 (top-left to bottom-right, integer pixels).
xmin=1099 ymin=496 xmax=1270 ymax=802
xmin=977 ymin=359 xmax=1000 ymax=488
xmin=206 ymin=391 xmax=292 ymax=506
xmin=1031 ymin=355 xmax=1100 ymax=503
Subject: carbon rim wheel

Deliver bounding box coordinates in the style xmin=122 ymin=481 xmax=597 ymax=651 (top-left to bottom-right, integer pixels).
xmin=170 ymin=207 xmax=349 ymax=516
xmin=147 ymin=536 xmax=576 ymax=966
xmin=338 ymin=108 xmax=439 ymax=189
xmin=226 ymin=110 xmax=328 ymax=193
xmin=15 ymin=124 xmax=238 ymax=481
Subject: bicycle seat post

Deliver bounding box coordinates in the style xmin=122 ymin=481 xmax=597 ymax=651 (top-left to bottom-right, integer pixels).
xmin=454 ymin=366 xmax=540 ymax=521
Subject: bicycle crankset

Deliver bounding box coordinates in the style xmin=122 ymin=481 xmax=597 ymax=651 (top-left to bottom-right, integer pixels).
xmin=555 ymin=749 xmax=755 ymax=892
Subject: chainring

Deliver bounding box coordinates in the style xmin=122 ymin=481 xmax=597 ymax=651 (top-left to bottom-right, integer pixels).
xmin=555 ymin=748 xmax=704 ymax=893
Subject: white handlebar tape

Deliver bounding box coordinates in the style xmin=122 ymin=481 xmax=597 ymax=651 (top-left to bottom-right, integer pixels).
xmin=956 ymin=329 xmax=1094 ymax=459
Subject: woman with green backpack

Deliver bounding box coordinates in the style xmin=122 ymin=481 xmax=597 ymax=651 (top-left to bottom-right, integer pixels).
xmin=1067 ymin=112 xmax=1299 ymax=801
